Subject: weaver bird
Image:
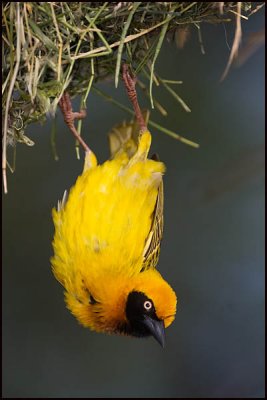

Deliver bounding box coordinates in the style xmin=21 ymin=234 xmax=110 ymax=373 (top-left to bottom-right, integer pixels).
xmin=51 ymin=65 xmax=177 ymax=347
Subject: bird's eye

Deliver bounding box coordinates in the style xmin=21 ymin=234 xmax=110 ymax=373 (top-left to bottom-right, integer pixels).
xmin=144 ymin=300 xmax=152 ymax=311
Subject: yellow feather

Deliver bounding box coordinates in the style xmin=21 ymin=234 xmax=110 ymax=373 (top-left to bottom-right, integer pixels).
xmin=51 ymin=127 xmax=177 ymax=339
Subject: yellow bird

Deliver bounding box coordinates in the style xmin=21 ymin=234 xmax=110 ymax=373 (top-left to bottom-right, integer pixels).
xmin=51 ymin=65 xmax=177 ymax=347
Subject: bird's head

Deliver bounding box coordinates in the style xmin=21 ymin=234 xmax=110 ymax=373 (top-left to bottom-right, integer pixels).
xmin=65 ymin=269 xmax=177 ymax=347
xmin=120 ymin=270 xmax=177 ymax=347
xmin=125 ymin=291 xmax=166 ymax=347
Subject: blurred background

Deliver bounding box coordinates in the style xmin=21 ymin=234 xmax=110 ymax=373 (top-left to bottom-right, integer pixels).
xmin=2 ymin=9 xmax=264 ymax=398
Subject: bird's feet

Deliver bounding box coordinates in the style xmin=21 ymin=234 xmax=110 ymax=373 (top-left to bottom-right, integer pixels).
xmin=122 ymin=64 xmax=147 ymax=133
xmin=58 ymin=92 xmax=91 ymax=153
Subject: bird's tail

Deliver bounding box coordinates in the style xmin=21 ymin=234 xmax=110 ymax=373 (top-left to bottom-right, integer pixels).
xmin=108 ymin=110 xmax=150 ymax=159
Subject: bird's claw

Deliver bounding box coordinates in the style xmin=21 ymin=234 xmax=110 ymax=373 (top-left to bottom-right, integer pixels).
xmin=59 ymin=92 xmax=86 ymax=128
xmin=122 ymin=64 xmax=147 ymax=132
xmin=58 ymin=92 xmax=90 ymax=153
xmin=122 ymin=64 xmax=137 ymax=94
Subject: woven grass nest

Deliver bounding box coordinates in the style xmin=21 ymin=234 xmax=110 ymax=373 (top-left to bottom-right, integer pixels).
xmin=2 ymin=2 xmax=264 ymax=192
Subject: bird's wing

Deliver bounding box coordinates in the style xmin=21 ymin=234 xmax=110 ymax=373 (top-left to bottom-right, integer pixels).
xmin=108 ymin=110 xmax=150 ymax=158
xmin=141 ymin=178 xmax=164 ymax=271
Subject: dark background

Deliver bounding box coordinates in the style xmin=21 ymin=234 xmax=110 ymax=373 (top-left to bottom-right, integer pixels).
xmin=2 ymin=10 xmax=265 ymax=398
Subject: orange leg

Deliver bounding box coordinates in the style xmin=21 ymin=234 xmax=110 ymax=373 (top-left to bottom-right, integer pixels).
xmin=58 ymin=92 xmax=91 ymax=153
xmin=122 ymin=64 xmax=147 ymax=133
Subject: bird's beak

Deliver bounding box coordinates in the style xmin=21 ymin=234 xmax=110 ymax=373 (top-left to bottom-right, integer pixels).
xmin=143 ymin=316 xmax=166 ymax=348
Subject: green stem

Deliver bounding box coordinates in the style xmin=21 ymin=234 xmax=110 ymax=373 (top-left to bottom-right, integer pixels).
xmin=149 ymin=20 xmax=170 ymax=108
xmin=115 ymin=2 xmax=142 ymax=88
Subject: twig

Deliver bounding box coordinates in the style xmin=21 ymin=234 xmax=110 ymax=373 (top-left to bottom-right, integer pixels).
xmin=71 ymin=18 xmax=175 ymax=60
xmin=50 ymin=2 xmax=63 ymax=82
xmin=2 ymin=2 xmax=21 ymax=194
xmin=115 ymin=2 xmax=141 ymax=88
xmin=159 ymin=77 xmax=191 ymax=112
xmin=149 ymin=20 xmax=170 ymax=108
xmin=220 ymin=2 xmax=242 ymax=81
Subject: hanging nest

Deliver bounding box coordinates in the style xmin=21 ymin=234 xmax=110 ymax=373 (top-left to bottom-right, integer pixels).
xmin=2 ymin=2 xmax=265 ymax=191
